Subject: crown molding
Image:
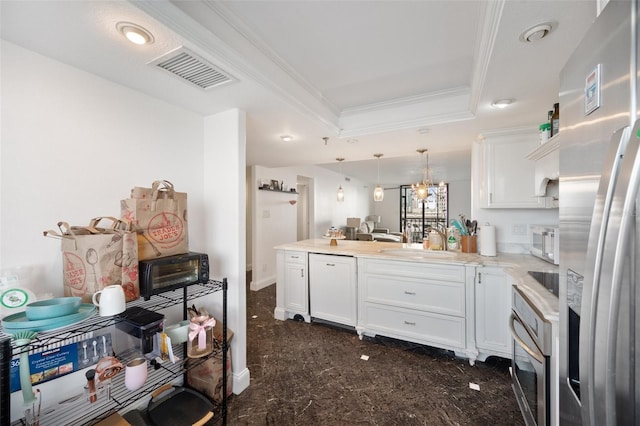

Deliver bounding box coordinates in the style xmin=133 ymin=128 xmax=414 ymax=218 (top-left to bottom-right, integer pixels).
xmin=468 ymin=0 xmax=506 ymax=114
xmin=134 ymin=0 xmax=502 ymax=138
xmin=133 ymin=0 xmax=341 ymax=133
xmin=339 ymin=87 xmax=474 ymax=138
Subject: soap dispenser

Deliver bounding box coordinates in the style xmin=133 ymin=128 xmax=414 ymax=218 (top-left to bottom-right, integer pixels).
xmin=429 ymin=229 xmax=442 ymax=250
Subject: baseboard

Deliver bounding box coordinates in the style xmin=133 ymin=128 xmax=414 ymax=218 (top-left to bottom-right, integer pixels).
xmin=249 ymin=275 xmax=275 ymax=291
xmin=232 ymin=367 xmax=251 ymax=394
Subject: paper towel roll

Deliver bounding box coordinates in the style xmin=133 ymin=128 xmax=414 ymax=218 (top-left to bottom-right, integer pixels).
xmin=479 ymin=224 xmax=496 ymax=257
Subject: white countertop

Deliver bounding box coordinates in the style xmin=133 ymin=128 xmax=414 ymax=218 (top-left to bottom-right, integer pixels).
xmin=275 ymin=239 xmax=559 ymax=322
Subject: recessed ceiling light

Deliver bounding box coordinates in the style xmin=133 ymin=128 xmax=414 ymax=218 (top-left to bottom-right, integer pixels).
xmin=519 ymin=22 xmax=555 ymax=43
xmin=491 ymin=99 xmax=513 ymax=109
xmin=418 ymin=127 xmax=430 ymax=135
xmin=280 ymin=135 xmax=293 ymax=142
xmin=346 ymin=138 xmax=359 ymax=144
xmin=116 ymin=22 xmax=155 ymax=45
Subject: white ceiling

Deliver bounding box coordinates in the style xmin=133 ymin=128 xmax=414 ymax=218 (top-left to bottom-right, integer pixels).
xmin=1 ymin=0 xmax=596 ymax=184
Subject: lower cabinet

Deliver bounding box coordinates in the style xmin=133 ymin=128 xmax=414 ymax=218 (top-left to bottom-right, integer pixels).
xmin=357 ymin=258 xmax=477 ymax=363
xmin=475 ymin=266 xmax=512 ymax=360
xmin=275 ymin=250 xmax=310 ymax=322
xmin=309 ymin=253 xmax=357 ymax=326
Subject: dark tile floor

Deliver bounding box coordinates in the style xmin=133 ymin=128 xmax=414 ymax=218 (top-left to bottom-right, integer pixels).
xmin=226 ymin=280 xmax=524 ymax=425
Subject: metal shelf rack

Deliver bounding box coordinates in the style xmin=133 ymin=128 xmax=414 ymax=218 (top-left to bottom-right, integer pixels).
xmin=2 ymin=279 xmax=228 ymax=426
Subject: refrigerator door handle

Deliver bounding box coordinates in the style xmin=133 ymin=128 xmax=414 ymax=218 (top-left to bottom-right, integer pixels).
xmin=602 ymin=120 xmax=640 ymax=425
xmin=580 ymin=126 xmax=630 ymax=424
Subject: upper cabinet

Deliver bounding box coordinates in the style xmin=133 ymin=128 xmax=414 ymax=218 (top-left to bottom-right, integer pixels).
xmin=479 ymin=128 xmax=549 ymax=209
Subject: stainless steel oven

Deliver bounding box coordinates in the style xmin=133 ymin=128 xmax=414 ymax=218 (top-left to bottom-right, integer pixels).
xmin=510 ymin=285 xmax=552 ymax=426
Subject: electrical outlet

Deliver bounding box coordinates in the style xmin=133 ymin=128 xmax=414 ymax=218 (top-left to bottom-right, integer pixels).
xmin=262 ymin=209 xmax=270 ymax=219
xmin=512 ymin=224 xmax=527 ymax=236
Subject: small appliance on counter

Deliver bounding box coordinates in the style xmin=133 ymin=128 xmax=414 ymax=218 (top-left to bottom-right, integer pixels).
xmin=139 ymin=252 xmax=209 ymax=300
xmin=114 ymin=307 xmax=164 ymax=360
xmin=530 ymin=225 xmax=559 ymax=265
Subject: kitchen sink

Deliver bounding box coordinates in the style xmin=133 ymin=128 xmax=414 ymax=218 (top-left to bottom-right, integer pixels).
xmin=378 ymin=248 xmax=457 ymax=258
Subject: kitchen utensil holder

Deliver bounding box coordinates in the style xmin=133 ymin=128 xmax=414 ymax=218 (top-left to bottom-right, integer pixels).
xmin=461 ymin=235 xmax=477 ymax=253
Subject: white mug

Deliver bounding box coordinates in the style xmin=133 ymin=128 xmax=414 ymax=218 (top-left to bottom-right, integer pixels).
xmin=124 ymin=357 xmax=147 ymax=391
xmin=92 ymin=285 xmax=125 ymax=317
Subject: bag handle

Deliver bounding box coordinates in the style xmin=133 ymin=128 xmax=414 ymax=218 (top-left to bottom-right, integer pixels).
xmin=151 ymin=180 xmax=175 ymax=202
xmin=88 ymin=216 xmax=123 ymax=231
xmin=43 ymin=229 xmax=62 ymax=240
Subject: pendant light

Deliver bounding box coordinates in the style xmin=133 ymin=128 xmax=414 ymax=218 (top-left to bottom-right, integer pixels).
xmin=336 ymin=157 xmax=345 ymax=202
xmin=412 ymin=149 xmax=433 ymax=201
xmin=373 ymin=153 xmax=384 ymax=202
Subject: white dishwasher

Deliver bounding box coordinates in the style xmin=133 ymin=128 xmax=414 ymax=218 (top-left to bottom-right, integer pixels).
xmin=309 ymin=253 xmax=357 ymax=327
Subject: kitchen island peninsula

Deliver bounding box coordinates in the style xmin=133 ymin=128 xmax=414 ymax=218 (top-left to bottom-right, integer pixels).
xmin=274 ymin=239 xmax=557 ymax=365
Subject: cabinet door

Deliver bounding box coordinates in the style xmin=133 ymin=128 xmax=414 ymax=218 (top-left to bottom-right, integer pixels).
xmin=284 ymin=251 xmax=308 ymax=315
xmin=482 ymin=133 xmax=546 ymax=208
xmin=309 ymin=254 xmax=357 ymax=326
xmin=475 ymin=266 xmax=511 ymax=358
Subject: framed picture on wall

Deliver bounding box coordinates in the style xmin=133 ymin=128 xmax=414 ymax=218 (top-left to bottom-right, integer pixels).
xmin=270 ymin=180 xmax=280 ymax=190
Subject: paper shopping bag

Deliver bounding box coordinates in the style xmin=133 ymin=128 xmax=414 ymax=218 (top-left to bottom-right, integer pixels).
xmin=44 ymin=217 xmax=140 ymax=302
xmin=120 ymin=180 xmax=189 ymax=260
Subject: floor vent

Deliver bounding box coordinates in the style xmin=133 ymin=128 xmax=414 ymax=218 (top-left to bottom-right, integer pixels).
xmin=150 ymin=47 xmax=235 ymax=90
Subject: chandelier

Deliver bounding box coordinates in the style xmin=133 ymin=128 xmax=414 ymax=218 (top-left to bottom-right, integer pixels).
xmin=412 ymin=148 xmax=433 ymax=201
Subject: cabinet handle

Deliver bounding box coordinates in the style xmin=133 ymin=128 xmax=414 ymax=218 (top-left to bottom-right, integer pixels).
xmin=291 ymin=255 xmax=299 ymax=259
xmin=300 ymin=269 xmax=304 ymax=278
xmin=326 ymin=263 xmax=335 ymax=267
xmin=478 ymin=272 xmax=482 ymax=284
xmin=404 ymin=291 xmax=416 ymax=295
xmin=403 ymin=321 xmax=416 ymax=326
xmin=489 ymin=193 xmax=493 ymax=204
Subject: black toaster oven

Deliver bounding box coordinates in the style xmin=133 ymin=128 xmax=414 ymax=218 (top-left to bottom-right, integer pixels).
xmin=139 ymin=252 xmax=209 ymax=300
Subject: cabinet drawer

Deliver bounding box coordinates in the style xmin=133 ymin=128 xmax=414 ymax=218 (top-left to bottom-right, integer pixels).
xmin=285 ymin=251 xmax=306 ymax=264
xmin=364 ymin=275 xmax=465 ymax=317
xmin=364 ymin=304 xmax=465 ymax=349
xmin=361 ymin=259 xmax=465 ymax=282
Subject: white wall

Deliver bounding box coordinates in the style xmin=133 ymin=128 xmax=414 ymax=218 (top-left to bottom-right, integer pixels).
xmin=372 ymin=187 xmax=401 ymax=231
xmin=203 ymin=109 xmax=249 ymax=394
xmin=249 ymin=164 xmax=371 ymax=290
xmin=1 ymin=41 xmax=248 ymax=419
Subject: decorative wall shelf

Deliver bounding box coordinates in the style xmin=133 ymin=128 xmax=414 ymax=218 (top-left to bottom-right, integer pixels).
xmin=258 ymin=188 xmax=298 ymax=194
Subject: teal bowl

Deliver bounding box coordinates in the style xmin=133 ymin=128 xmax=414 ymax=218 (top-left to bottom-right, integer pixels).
xmin=25 ymin=297 xmax=82 ymax=321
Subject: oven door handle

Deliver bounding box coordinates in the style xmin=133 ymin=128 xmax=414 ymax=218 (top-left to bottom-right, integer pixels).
xmin=509 ymin=314 xmax=544 ymax=364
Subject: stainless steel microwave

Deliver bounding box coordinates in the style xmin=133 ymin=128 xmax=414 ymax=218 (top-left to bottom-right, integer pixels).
xmin=139 ymin=252 xmax=209 ymax=300
xmin=530 ymin=225 xmax=559 ymax=265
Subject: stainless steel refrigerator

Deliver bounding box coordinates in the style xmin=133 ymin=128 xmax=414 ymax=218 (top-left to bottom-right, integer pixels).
xmin=559 ymin=0 xmax=640 ymax=424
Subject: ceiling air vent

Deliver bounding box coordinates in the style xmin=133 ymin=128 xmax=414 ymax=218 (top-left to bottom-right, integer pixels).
xmin=150 ymin=47 xmax=235 ymax=90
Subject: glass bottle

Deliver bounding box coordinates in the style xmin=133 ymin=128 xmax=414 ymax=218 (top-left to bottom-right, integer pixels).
xmin=551 ymin=103 xmax=560 ymax=136
xmin=187 ymin=315 xmax=215 ymax=358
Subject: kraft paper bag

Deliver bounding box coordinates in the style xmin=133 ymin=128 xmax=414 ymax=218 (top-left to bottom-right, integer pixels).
xmin=44 ymin=217 xmax=140 ymax=302
xmin=120 ymin=180 xmax=189 ymax=260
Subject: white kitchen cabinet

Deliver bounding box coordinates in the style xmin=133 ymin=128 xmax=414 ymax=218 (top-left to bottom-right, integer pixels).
xmin=357 ymin=258 xmax=477 ymax=363
xmin=274 ymin=250 xmax=310 ymax=322
xmin=309 ymin=253 xmax=357 ymax=326
xmin=480 ymin=129 xmax=547 ymax=208
xmin=475 ymin=266 xmax=512 ymax=360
